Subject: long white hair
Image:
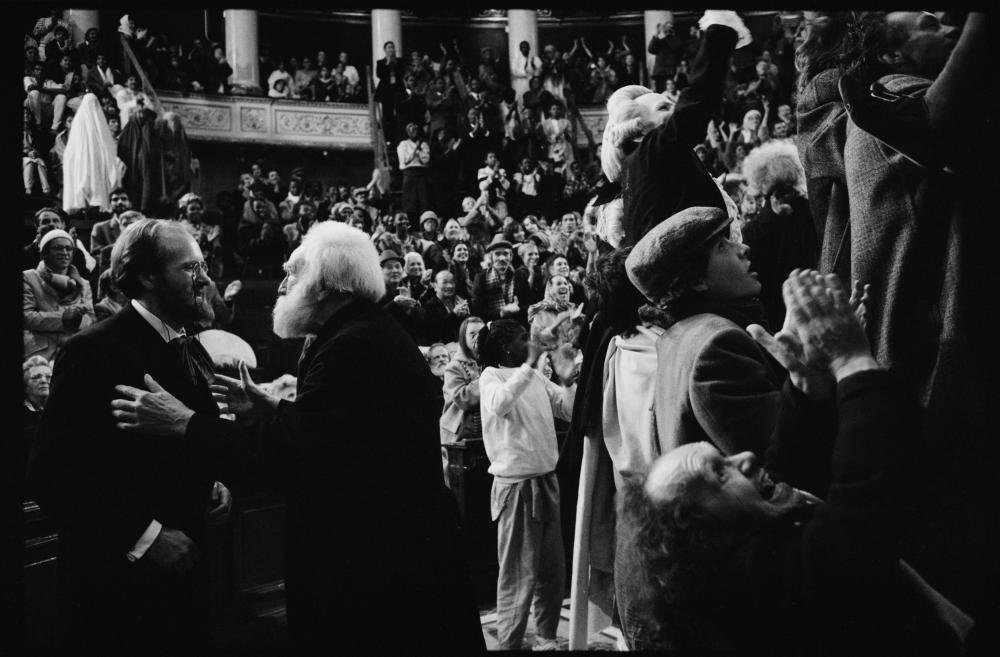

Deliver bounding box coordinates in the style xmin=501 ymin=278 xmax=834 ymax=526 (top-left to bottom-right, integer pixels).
xmin=741 ymin=139 xmax=807 ymax=198
xmin=601 ymin=85 xmax=662 ymax=182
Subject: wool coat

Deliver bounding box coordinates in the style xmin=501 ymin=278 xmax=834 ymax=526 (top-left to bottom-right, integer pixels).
xmin=187 ymin=298 xmax=485 ymax=653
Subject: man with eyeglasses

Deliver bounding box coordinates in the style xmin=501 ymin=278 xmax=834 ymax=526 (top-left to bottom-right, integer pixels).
xmin=28 ymin=219 xmax=233 ymax=653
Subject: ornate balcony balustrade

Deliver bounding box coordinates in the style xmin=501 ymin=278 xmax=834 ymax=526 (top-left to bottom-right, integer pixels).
xmin=158 ymin=90 xmax=609 ymax=151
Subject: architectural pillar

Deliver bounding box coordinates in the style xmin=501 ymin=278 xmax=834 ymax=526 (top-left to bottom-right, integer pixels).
xmin=371 ymin=9 xmax=403 ymax=86
xmin=507 ymin=9 xmax=539 ymax=101
xmin=224 ymin=9 xmax=260 ymax=92
xmin=66 ymin=9 xmax=99 ymax=44
xmin=644 ymin=10 xmax=674 ymax=88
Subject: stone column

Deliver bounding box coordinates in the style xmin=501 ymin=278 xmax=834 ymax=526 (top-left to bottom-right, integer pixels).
xmin=644 ymin=10 xmax=674 ymax=88
xmin=507 ymin=9 xmax=539 ymax=101
xmin=371 ymin=9 xmax=403 ymax=86
xmin=66 ymin=9 xmax=99 ymax=44
xmin=224 ymin=9 xmax=260 ymax=92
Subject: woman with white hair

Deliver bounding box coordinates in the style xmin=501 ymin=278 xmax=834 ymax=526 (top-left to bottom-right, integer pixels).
xmin=599 ymin=11 xmax=751 ymax=249
xmin=740 ymin=139 xmax=819 ymax=330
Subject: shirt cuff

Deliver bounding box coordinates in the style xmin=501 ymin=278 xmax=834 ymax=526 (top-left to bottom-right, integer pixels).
xmin=127 ymin=519 xmax=162 ymax=562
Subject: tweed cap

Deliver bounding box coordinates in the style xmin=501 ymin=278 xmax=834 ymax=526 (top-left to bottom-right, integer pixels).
xmin=379 ymin=249 xmax=404 ymax=267
xmin=625 ymin=206 xmax=732 ymax=302
xmin=485 ymin=234 xmax=513 ymax=253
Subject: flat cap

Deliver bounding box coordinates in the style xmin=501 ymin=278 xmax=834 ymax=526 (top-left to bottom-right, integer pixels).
xmin=485 ymin=234 xmax=513 ymax=253
xmin=625 ymin=206 xmax=731 ymax=302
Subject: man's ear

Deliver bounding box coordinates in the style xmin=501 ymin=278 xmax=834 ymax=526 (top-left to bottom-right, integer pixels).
xmin=138 ymin=271 xmax=156 ymax=292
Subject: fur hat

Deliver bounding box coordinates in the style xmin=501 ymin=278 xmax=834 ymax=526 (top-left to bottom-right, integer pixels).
xmin=740 ymin=139 xmax=806 ymax=198
xmin=625 ymin=206 xmax=731 ymax=302
xmin=419 ymin=210 xmax=439 ymax=228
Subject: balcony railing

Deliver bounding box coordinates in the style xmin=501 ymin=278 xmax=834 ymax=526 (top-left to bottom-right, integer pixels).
xmin=158 ymin=90 xmax=609 ymax=150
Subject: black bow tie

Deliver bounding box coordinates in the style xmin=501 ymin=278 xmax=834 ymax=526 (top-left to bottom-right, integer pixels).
xmin=170 ymin=335 xmax=214 ymax=394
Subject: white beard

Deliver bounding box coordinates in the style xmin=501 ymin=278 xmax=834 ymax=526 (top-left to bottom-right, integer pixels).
xmin=272 ymin=285 xmax=320 ymax=339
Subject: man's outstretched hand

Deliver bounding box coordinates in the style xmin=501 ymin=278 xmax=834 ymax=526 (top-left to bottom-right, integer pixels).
xmin=211 ymin=361 xmax=281 ymax=420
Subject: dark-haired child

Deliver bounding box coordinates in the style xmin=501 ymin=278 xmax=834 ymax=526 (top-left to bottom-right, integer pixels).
xmin=478 ymin=319 xmax=578 ymax=650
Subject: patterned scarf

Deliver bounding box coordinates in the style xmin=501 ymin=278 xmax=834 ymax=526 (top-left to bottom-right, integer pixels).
xmin=484 ymin=266 xmax=515 ymax=318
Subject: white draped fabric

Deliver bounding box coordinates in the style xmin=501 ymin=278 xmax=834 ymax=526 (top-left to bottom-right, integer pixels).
xmin=62 ymin=93 xmax=123 ymax=213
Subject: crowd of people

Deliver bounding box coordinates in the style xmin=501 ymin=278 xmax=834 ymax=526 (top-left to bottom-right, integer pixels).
xmin=19 ymin=8 xmax=991 ymax=656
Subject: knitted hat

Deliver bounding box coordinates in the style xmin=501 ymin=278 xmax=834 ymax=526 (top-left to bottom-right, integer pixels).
xmin=379 ymin=249 xmax=403 ymax=267
xmin=625 ymin=206 xmax=731 ymax=302
xmin=39 ymin=229 xmax=74 ymax=253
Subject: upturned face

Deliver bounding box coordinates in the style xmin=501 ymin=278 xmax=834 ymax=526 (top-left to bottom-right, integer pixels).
xmin=443 ymin=220 xmax=461 ymax=241
xmin=644 ymin=442 xmax=820 ymax=532
xmin=698 ymin=233 xmax=760 ymax=302
xmin=435 ymin=271 xmax=456 ymax=298
xmin=634 ymin=93 xmax=672 ymax=132
xmin=547 ymin=275 xmax=571 ymax=303
xmin=522 ymin=244 xmax=539 ymax=268
xmin=549 ymin=256 xmax=570 ymax=278
xmin=428 ymin=346 xmax=450 ymax=376
xmin=452 ymin=243 xmax=469 ymax=262
xmin=36 ymin=211 xmax=64 ymax=235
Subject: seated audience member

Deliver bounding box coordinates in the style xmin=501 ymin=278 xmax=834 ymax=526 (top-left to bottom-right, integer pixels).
xmin=422 ymin=270 xmax=470 ymax=344
xmin=22 ymin=108 xmax=52 ymax=196
xmin=378 ymin=249 xmax=425 ymax=342
xmin=269 ymin=77 xmax=290 ymax=99
xmin=90 ymin=189 xmax=134 ymax=272
xmin=448 ymin=240 xmax=478 ymax=300
xmin=402 ymin=251 xmax=432 ymax=302
xmin=617 ymin=270 xmax=973 ymax=655
xmin=94 ymin=269 xmax=128 ymax=322
xmin=243 ymin=183 xmax=280 ymax=224
xmin=23 ymin=354 xmax=51 ymax=420
xmin=426 ymin=342 xmax=451 ymax=380
xmin=470 ymin=236 xmax=532 ymax=324
xmin=477 ymin=319 xmax=578 ymax=650
xmin=24 ymin=229 xmax=96 ymax=360
xmin=24 ymin=207 xmax=93 ymax=276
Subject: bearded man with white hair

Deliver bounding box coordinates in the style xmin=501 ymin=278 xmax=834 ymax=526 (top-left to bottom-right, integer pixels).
xmin=109 ymin=221 xmax=485 ymax=653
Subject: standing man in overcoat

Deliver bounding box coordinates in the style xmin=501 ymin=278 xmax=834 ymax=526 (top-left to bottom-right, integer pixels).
xmin=28 ymin=219 xmax=232 ymax=654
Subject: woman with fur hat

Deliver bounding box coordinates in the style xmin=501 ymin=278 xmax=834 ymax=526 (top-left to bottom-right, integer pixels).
xmin=600 ymin=11 xmax=751 ymax=249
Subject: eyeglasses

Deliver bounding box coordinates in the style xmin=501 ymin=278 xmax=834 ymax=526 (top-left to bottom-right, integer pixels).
xmin=180 ymin=261 xmax=209 ymax=279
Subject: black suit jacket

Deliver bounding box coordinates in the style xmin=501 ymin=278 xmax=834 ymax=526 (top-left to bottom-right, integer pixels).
xmin=28 ymin=304 xmax=220 ymax=651
xmin=187 ymin=298 xmax=485 ymax=652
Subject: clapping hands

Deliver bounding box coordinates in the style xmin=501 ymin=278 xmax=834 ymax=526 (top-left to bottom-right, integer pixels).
xmin=748 ymin=270 xmax=877 ymax=399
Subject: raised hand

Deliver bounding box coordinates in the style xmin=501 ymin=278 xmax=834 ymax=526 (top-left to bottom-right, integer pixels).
xmin=748 ymin=323 xmax=834 ymax=400
xmin=782 ymin=270 xmax=878 ymax=381
xmin=549 ymin=343 xmax=580 ymax=385
xmin=205 ymin=481 xmax=232 ymax=525
xmin=211 ymin=361 xmax=279 ymax=419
